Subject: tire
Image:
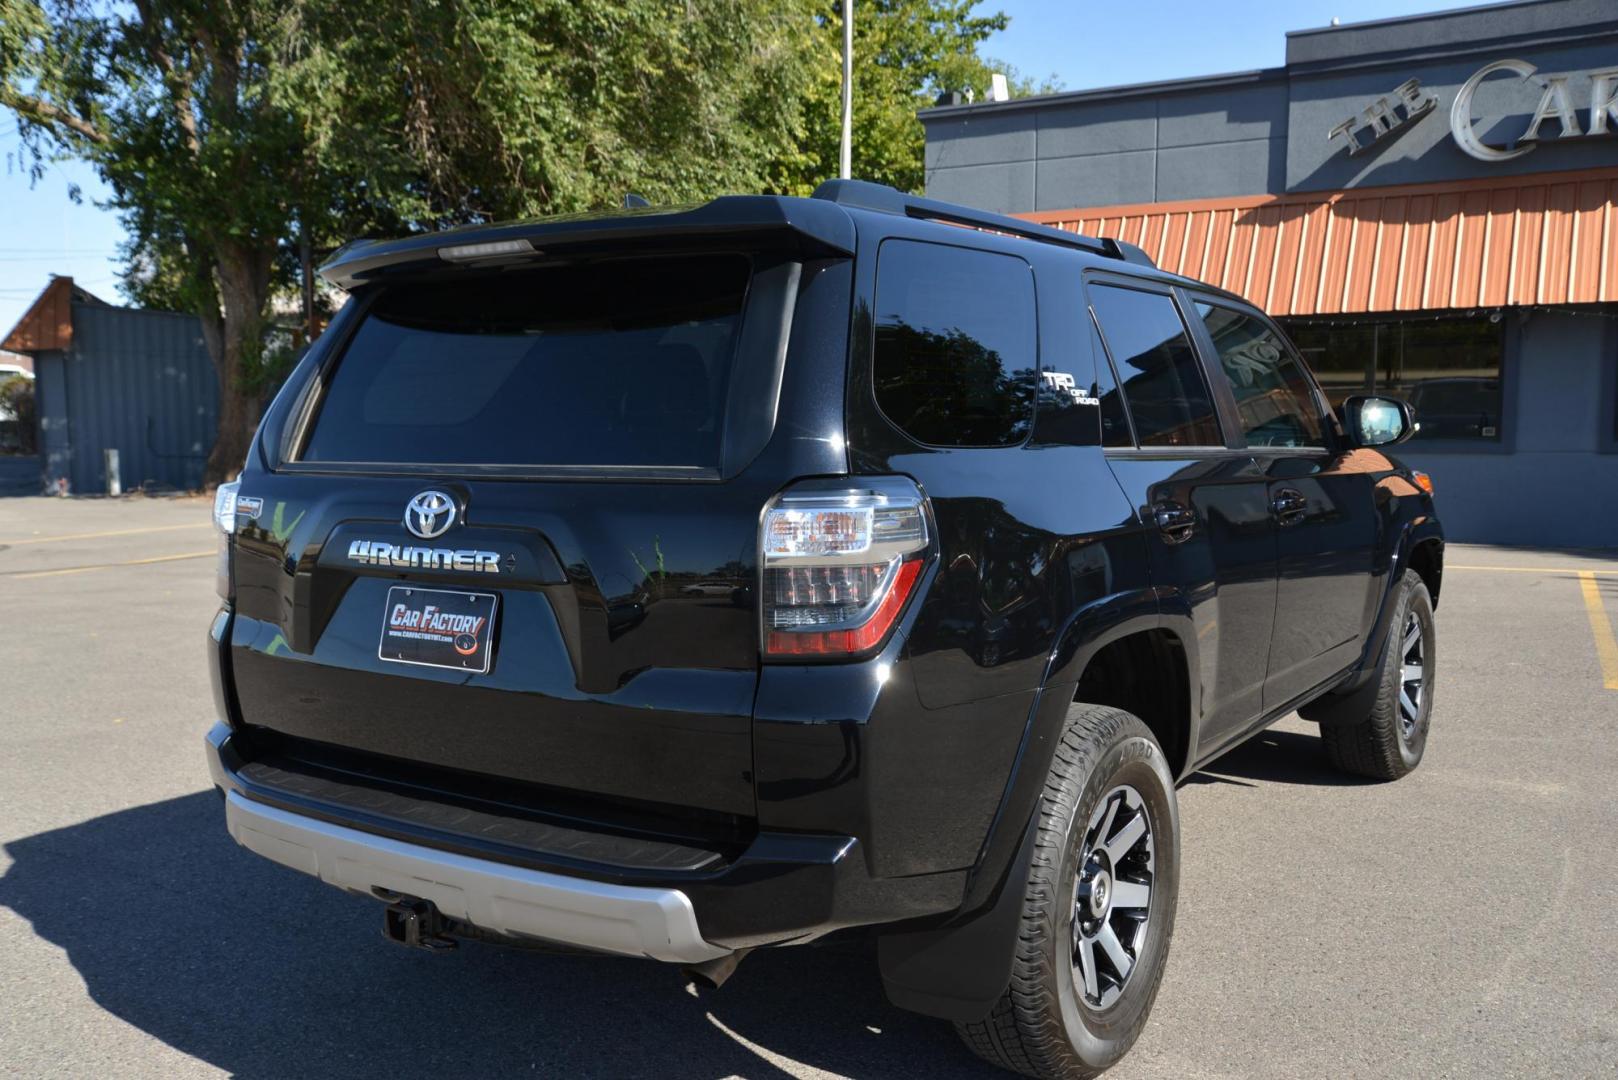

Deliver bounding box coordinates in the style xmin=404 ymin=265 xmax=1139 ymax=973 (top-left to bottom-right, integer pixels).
xmin=1320 ymin=569 xmax=1436 ymax=781
xmin=955 ymin=705 xmax=1179 ymax=1080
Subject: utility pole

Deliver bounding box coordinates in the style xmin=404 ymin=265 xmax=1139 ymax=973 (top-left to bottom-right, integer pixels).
xmin=840 ymin=0 xmax=854 ymax=180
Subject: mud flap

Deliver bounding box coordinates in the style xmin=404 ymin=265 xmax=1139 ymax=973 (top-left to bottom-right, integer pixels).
xmin=876 ymin=812 xmax=1036 ymax=1022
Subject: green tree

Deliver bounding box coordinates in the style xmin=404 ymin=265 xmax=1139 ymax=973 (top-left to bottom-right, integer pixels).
xmin=3 ymin=0 xmax=308 ymax=482
xmin=775 ymin=0 xmax=1055 ymax=195
xmin=2 ymin=1 xmax=1047 ymax=483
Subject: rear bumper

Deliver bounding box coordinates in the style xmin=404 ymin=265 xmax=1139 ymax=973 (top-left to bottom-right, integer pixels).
xmin=205 ymin=722 xmax=961 ymax=955
xmin=207 ymin=723 xmax=724 ymax=962
xmin=222 ymin=786 xmax=727 ymax=963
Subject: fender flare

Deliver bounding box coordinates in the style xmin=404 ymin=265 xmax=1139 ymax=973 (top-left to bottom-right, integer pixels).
xmin=1300 ymin=517 xmax=1443 ymax=723
xmin=877 ymin=587 xmax=1196 ymax=1021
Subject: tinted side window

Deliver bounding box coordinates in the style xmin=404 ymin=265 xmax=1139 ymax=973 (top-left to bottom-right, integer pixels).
xmin=1194 ymin=302 xmax=1325 ymax=448
xmin=1090 ymin=318 xmax=1134 ymax=447
xmin=873 ymin=240 xmax=1036 ymax=447
xmin=1088 ymin=285 xmax=1222 ymax=448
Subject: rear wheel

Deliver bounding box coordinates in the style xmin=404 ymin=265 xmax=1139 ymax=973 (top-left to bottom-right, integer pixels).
xmin=1320 ymin=569 xmax=1436 ymax=781
xmin=955 ymin=704 xmax=1179 ymax=1079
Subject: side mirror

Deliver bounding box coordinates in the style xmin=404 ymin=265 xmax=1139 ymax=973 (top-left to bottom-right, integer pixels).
xmin=1340 ymin=395 xmax=1415 ymax=447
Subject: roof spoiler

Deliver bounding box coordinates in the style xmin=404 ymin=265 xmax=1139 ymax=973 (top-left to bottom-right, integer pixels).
xmin=811 ymin=179 xmax=1154 ymax=267
xmin=317 ymin=196 xmax=858 ymax=290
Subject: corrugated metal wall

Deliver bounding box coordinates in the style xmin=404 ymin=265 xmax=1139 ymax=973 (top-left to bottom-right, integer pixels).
xmin=46 ymin=303 xmax=217 ymax=493
xmin=1022 ymin=167 xmax=1618 ymax=316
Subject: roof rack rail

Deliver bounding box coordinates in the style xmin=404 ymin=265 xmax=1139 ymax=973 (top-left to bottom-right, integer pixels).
xmin=810 ymin=179 xmax=1155 ymax=268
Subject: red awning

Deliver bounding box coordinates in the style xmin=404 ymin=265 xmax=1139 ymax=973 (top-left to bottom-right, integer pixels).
xmin=1021 ymin=167 xmax=1618 ymax=316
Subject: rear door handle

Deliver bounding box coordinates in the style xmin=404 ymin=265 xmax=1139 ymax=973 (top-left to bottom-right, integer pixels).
xmin=1271 ymin=488 xmax=1308 ymax=525
xmin=1152 ymin=501 xmax=1196 ymax=545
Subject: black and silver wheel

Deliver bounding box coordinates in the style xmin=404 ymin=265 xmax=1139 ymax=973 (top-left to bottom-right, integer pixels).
xmin=1320 ymin=569 xmax=1436 ymax=780
xmin=956 ymin=705 xmax=1179 ymax=1079
xmin=1070 ymin=785 xmax=1155 ymax=1011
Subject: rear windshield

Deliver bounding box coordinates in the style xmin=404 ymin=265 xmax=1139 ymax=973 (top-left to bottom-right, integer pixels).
xmin=300 ymin=254 xmax=751 ymax=468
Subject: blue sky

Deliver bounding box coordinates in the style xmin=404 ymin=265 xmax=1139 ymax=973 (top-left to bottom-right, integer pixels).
xmin=0 ymin=0 xmax=1488 ymax=334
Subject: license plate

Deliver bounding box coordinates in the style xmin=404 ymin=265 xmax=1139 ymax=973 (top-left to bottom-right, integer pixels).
xmin=378 ymin=586 xmax=498 ymax=674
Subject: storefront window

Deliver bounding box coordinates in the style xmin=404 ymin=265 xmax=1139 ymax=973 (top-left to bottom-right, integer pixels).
xmin=1282 ymin=316 xmax=1504 ymax=441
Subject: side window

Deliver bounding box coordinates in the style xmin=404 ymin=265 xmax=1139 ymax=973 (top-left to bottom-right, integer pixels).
xmin=1088 ymin=284 xmax=1222 ymax=448
xmin=873 ymin=240 xmax=1036 ymax=448
xmin=1091 ymin=317 xmax=1134 ymax=447
xmin=1193 ymin=302 xmax=1325 ymax=449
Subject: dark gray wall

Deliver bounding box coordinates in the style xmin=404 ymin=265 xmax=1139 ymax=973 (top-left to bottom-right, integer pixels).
xmin=1399 ymin=310 xmax=1618 ymax=547
xmin=38 ymin=304 xmax=217 ymax=494
xmin=923 ymin=73 xmax=1288 ymax=214
xmin=921 ymin=0 xmax=1618 ymax=213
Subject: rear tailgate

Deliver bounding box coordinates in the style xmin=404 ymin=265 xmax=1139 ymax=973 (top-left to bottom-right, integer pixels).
xmin=226 ymin=240 xmax=851 ymax=825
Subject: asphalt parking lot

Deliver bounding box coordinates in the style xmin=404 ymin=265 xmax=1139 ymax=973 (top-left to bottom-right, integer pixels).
xmin=2 ymin=496 xmax=1616 ymax=1079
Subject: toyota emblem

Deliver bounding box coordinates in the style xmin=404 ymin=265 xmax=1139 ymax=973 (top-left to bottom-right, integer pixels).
xmin=404 ymin=490 xmax=458 ymax=540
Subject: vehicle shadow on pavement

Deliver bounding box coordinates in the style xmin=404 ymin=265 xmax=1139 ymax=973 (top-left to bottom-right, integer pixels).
xmin=1188 ymin=727 xmax=1372 ymax=788
xmin=0 ymin=792 xmax=1002 ymax=1079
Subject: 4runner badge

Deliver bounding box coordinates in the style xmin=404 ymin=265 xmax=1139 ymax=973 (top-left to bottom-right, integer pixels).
xmin=347 ymin=539 xmax=501 ymax=574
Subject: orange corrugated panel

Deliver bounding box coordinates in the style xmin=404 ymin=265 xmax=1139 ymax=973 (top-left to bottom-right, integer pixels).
xmin=1019 ymin=167 xmax=1618 ymax=312
xmin=1511 ymin=186 xmax=1546 ymax=304
xmin=1243 ymin=205 xmax=1283 ymax=310
xmin=1451 ymin=190 xmax=1492 ymax=307
xmin=1269 ymin=203 xmax=1313 ymax=315
xmin=1224 ymin=209 xmax=1259 ymax=298
xmin=1159 ymin=211 xmax=1189 ymax=274
xmin=1479 ymin=188 xmax=1517 ymax=306
xmin=1290 ymin=202 xmax=1332 ymax=316
xmin=1571 ymin=180 xmax=1608 ymax=303
xmin=1541 ymin=183 xmax=1577 ymax=305
xmin=1180 ymin=211 xmax=1212 ymax=278
xmin=1313 ymin=200 xmax=1356 ymax=314
xmin=1201 ymin=208 xmax=1233 ymax=285
xmin=1141 ymin=214 xmax=1167 ymax=265
xmin=1341 ymin=198 xmax=1383 ymax=313
xmin=1368 ymin=196 xmax=1406 ymax=312
xmin=1602 ymin=181 xmax=1618 ymax=301
xmin=1425 ymin=193 xmax=1463 ymax=309
xmin=1398 ymin=196 xmax=1434 ymax=311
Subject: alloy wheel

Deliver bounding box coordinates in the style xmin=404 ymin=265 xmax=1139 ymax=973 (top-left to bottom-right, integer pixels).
xmin=1398 ymin=610 xmax=1427 ymax=743
xmin=1071 ymin=785 xmax=1154 ymax=1010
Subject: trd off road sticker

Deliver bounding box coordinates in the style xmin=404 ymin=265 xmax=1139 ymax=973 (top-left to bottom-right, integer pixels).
xmin=378 ymin=586 xmax=498 ymax=674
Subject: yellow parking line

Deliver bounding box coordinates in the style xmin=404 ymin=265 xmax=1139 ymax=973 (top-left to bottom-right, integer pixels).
xmin=1578 ymin=572 xmax=1618 ymax=691
xmin=7 ymin=550 xmax=214 ymax=580
xmin=1 ymin=522 xmax=211 ymax=546
xmin=1448 ymin=564 xmax=1618 ymax=576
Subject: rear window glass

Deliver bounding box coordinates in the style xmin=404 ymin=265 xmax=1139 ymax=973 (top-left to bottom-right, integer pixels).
xmin=873 ymin=239 xmax=1036 ymax=448
xmin=300 ymin=255 xmax=750 ymax=467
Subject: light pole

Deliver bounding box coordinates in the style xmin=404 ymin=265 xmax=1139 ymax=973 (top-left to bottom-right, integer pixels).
xmin=840 ymin=0 xmax=853 ymax=180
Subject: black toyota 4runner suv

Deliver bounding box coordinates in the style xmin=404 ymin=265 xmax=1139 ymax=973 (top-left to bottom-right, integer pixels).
xmin=205 ymin=180 xmax=1443 ymax=1078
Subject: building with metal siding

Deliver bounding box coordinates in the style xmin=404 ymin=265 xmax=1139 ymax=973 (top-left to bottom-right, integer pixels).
xmin=921 ymin=0 xmax=1618 ymax=547
xmin=2 ymin=277 xmax=216 ymax=494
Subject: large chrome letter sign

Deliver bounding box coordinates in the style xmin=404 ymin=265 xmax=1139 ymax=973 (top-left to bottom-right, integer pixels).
xmin=1452 ymin=59 xmax=1618 ymax=162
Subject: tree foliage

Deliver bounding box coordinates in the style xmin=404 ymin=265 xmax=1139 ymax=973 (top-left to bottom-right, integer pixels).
xmin=0 ymin=0 xmax=1050 ymax=484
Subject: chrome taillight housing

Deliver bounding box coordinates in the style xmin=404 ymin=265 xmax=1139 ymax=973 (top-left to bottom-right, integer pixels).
xmin=759 ymin=477 xmax=930 ymax=658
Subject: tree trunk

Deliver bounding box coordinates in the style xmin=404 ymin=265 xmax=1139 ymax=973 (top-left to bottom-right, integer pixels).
xmin=202 ymin=243 xmax=274 ymax=487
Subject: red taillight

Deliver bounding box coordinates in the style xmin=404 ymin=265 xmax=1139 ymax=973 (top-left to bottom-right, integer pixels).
xmin=766 ymin=557 xmax=923 ymax=656
xmin=760 ymin=477 xmax=930 ymax=659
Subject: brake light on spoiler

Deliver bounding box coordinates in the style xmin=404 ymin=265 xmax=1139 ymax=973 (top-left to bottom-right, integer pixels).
xmin=759 ymin=477 xmax=930 ymax=659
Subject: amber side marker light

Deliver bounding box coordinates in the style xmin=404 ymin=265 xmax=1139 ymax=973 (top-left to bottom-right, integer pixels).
xmin=1411 ymin=470 xmax=1434 ymax=495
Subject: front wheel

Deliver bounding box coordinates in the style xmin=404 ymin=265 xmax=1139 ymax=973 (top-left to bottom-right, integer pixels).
xmin=956 ymin=705 xmax=1179 ymax=1079
xmin=1320 ymin=570 xmax=1436 ymax=781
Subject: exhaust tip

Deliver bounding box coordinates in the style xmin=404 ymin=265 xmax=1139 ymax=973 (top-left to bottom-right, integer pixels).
xmin=681 ymin=948 xmax=751 ymax=990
